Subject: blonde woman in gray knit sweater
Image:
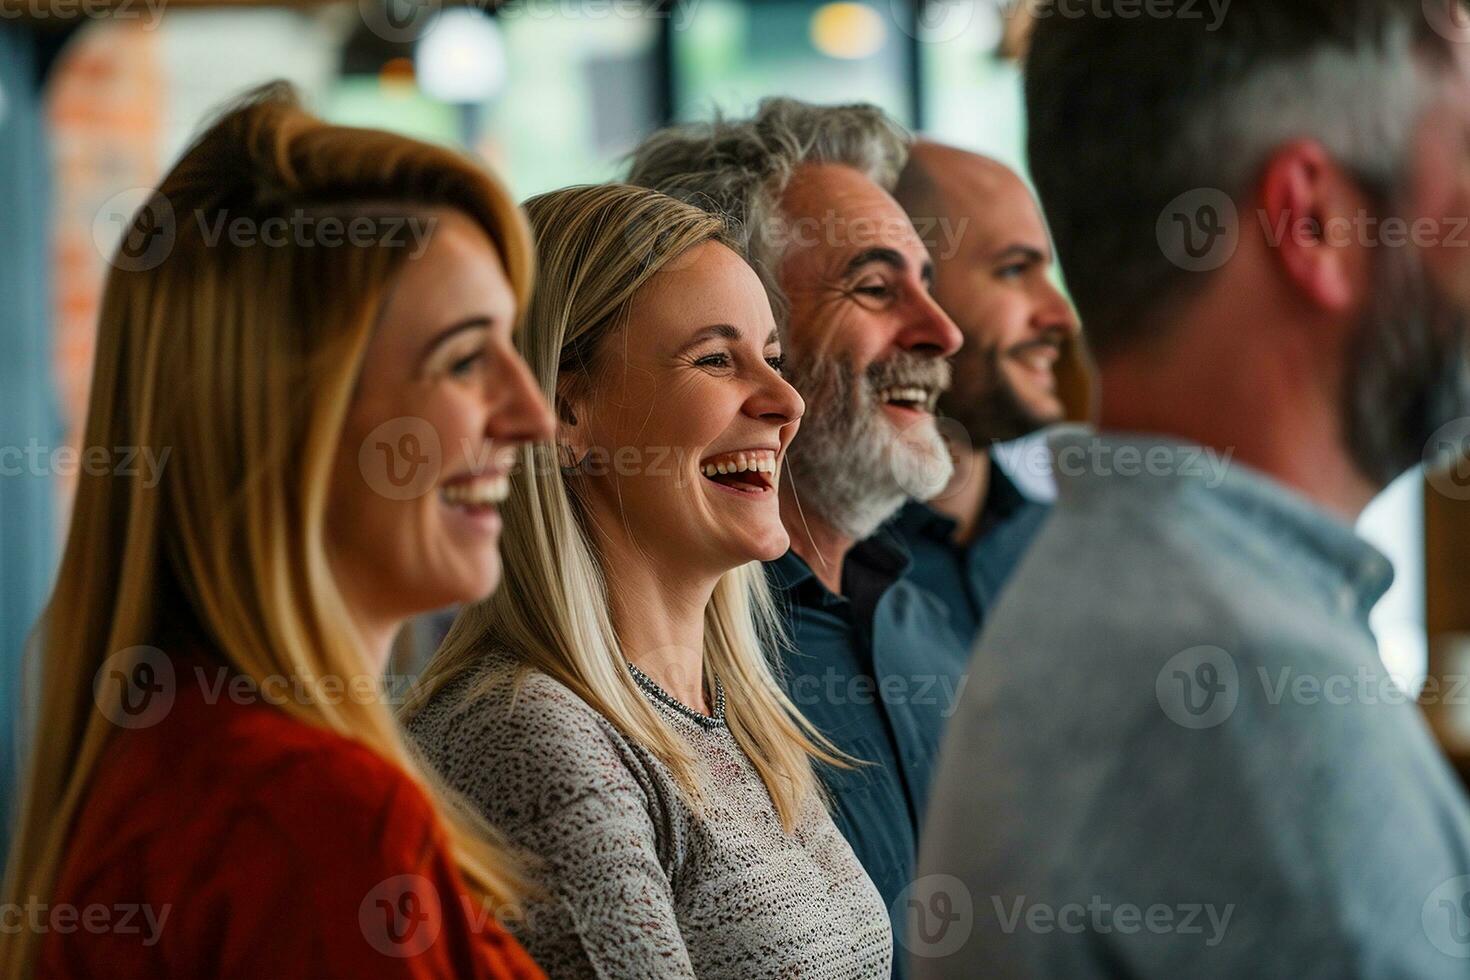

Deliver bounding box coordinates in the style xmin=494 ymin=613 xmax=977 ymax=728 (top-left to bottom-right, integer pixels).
xmin=402 ymin=184 xmax=892 ymax=979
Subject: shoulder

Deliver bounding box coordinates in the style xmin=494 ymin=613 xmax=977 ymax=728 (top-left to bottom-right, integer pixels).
xmin=410 ymin=657 xmax=628 ymax=762
xmin=62 ymin=693 xmax=451 ymax=922
xmin=407 ymin=657 xmax=659 ymax=820
xmin=983 ymin=485 xmax=1248 ymax=656
xmin=201 ymin=701 xmax=444 ymax=866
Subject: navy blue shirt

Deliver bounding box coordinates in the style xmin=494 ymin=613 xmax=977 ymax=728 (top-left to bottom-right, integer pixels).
xmin=888 ymin=460 xmax=1050 ymax=651
xmin=766 ymin=533 xmax=971 ymax=979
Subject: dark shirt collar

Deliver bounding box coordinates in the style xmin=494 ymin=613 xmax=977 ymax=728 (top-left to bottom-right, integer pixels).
xmin=892 ymin=453 xmax=1035 ymax=546
xmin=767 ymin=528 xmax=911 ymax=605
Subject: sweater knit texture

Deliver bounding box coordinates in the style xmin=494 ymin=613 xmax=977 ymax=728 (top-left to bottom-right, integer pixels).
xmin=408 ymin=654 xmax=894 ymax=979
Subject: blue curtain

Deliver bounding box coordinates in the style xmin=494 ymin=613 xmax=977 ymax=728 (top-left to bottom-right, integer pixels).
xmin=0 ymin=24 xmax=58 ymax=852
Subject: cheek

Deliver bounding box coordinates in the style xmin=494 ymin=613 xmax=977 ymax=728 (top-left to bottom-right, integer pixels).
xmin=956 ymin=296 xmax=1021 ymax=352
xmin=824 ymin=310 xmax=899 ymax=373
xmin=444 ymin=394 xmax=489 ymax=466
xmin=1407 ymin=164 xmax=1470 ymax=308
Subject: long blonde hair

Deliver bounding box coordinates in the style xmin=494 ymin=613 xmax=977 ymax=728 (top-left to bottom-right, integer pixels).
xmin=1 ymin=83 xmax=532 ymax=977
xmin=403 ymin=184 xmax=843 ymax=828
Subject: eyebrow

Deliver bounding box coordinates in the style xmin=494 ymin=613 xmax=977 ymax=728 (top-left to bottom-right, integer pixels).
xmin=843 ymin=246 xmax=935 ymax=288
xmin=676 ymin=323 xmax=743 ymax=355
xmin=420 ymin=317 xmax=493 ymax=362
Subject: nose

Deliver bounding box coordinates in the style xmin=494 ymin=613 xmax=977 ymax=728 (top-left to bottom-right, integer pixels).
xmin=484 ymin=345 xmax=556 ymax=446
xmin=1035 ymin=279 xmax=1080 ymax=337
xmin=745 ymin=363 xmax=805 ymax=428
xmin=895 ymin=286 xmax=963 ymax=359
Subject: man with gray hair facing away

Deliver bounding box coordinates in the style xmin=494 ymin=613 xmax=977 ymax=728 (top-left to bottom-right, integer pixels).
xmin=629 ymin=100 xmax=970 ymax=975
xmin=918 ymin=1 xmax=1470 ymax=976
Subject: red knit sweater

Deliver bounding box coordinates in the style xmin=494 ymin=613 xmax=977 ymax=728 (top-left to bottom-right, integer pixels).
xmin=39 ymin=653 xmax=544 ymax=979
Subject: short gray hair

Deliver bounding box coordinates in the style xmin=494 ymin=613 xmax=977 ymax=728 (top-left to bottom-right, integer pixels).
xmin=626 ymin=97 xmax=911 ymax=326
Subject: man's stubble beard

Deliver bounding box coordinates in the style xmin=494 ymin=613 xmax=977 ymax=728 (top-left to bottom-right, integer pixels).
xmin=1346 ymin=235 xmax=1470 ymax=489
xmin=939 ymin=342 xmax=1064 ymax=448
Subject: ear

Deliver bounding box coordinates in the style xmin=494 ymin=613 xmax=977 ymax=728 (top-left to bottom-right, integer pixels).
xmin=555 ymin=380 xmax=592 ymax=461
xmin=1257 ymin=140 xmax=1368 ymax=315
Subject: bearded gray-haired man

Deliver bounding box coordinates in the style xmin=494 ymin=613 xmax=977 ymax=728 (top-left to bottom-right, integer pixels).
xmin=629 ymin=99 xmax=973 ymax=978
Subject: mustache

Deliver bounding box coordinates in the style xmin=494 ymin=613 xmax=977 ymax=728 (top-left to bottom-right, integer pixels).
xmin=865 ymin=350 xmax=952 ymax=394
xmin=1005 ymin=327 xmax=1070 ymax=360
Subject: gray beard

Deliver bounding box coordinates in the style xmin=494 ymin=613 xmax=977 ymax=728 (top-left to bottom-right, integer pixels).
xmin=784 ymin=352 xmax=954 ymax=542
xmin=1345 ymin=240 xmax=1470 ymax=489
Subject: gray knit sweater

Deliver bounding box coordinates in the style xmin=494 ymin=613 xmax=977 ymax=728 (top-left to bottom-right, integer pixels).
xmin=407 ymin=654 xmax=893 ymax=979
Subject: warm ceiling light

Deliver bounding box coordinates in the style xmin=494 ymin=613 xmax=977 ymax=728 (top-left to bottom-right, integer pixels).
xmin=810 ymin=2 xmax=887 ymax=60
xmin=414 ymin=7 xmax=508 ymax=104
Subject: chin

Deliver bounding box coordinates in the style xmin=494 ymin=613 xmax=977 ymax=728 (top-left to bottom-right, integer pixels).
xmin=1027 ymin=398 xmax=1068 ymax=429
xmin=711 ymin=522 xmax=789 ymax=566
xmin=746 ymin=526 xmax=792 ymax=563
xmin=442 ymin=553 xmax=504 ymax=607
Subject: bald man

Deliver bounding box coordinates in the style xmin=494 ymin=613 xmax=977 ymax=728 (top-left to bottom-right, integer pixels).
xmin=888 ymin=142 xmax=1081 ymax=648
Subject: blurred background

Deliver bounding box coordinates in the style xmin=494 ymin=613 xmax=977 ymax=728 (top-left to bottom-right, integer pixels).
xmin=0 ymin=0 xmax=1456 ymax=818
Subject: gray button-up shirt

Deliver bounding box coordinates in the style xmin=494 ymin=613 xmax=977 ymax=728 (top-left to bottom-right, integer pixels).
xmin=915 ymin=430 xmax=1470 ymax=979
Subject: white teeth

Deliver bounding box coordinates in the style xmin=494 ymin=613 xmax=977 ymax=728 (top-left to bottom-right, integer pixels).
xmin=700 ymin=452 xmax=777 ymax=479
xmin=440 ymin=475 xmax=509 ymax=507
xmin=879 ymin=386 xmax=933 ymax=407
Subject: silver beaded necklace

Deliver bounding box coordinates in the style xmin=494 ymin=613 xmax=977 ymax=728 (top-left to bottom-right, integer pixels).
xmin=626 ymin=661 xmax=726 ymax=730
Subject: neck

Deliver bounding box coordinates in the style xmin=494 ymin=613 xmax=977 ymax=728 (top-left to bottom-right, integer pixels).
xmin=597 ymin=531 xmax=717 ymax=713
xmin=1096 ymin=306 xmax=1377 ymax=523
xmin=332 ymin=563 xmax=405 ymax=676
xmin=354 ymin=616 xmax=400 ymax=677
xmin=780 ymin=478 xmax=854 ymax=595
xmin=929 ymin=442 xmax=991 ymax=545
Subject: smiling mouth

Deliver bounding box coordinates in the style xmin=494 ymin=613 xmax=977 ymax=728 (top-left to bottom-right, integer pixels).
xmin=877 ymin=385 xmax=940 ymax=414
xmin=439 ymin=473 xmax=510 ymax=510
xmin=1010 ymin=340 xmax=1062 ymax=376
xmin=700 ymin=450 xmax=777 ymax=494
